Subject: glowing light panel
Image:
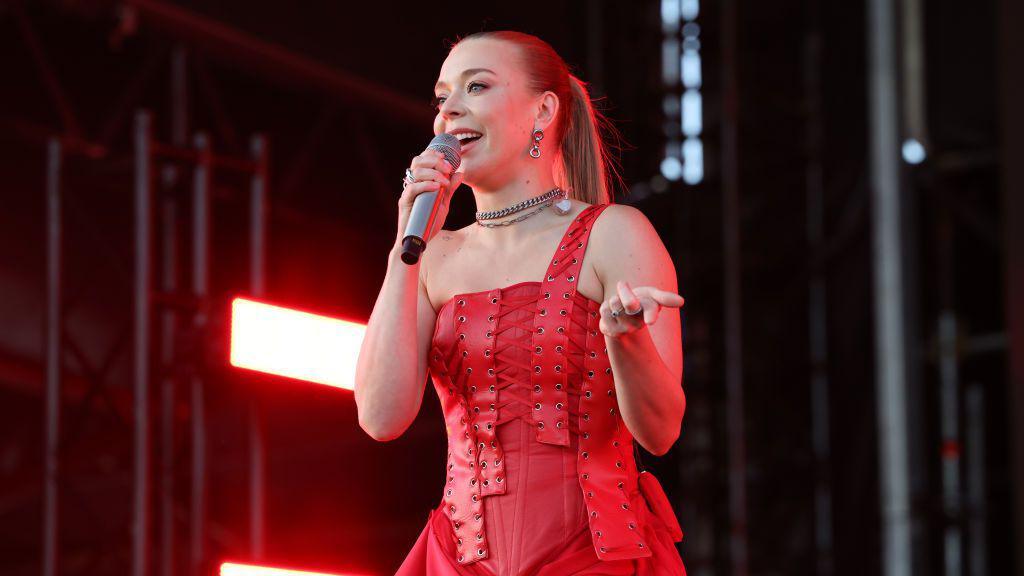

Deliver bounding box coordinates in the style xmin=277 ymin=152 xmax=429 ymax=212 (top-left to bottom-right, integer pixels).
xmin=230 ymin=297 xmax=365 ymax=390
xmin=220 ymin=562 xmax=362 ymax=576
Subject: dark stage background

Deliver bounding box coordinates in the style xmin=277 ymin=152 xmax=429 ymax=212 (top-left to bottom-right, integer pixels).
xmin=1 ymin=1 xmax=1020 ymax=575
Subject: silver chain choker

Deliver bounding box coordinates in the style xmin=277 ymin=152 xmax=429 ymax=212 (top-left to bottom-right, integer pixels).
xmin=475 ymin=187 xmax=568 ymax=222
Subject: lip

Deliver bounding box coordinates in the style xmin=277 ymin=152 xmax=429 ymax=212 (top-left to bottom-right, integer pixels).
xmin=459 ymin=134 xmax=483 ymax=154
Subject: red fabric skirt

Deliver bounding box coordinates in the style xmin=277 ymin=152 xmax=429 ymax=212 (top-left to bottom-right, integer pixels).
xmin=395 ymin=471 xmax=686 ymax=576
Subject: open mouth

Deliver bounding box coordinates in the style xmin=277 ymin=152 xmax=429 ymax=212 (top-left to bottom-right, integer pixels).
xmin=453 ymin=132 xmax=483 ymax=152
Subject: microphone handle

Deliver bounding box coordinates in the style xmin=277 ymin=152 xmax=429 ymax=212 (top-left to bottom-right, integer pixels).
xmin=400 ymin=186 xmax=445 ymax=265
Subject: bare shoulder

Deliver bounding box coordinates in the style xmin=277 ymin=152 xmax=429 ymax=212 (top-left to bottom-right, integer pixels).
xmin=588 ymin=203 xmax=676 ymax=296
xmin=420 ymin=225 xmax=471 ymax=312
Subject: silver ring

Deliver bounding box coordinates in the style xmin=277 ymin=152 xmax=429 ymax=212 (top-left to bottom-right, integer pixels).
xmin=403 ymin=168 xmax=416 ymax=189
xmin=611 ymin=307 xmax=624 ymax=318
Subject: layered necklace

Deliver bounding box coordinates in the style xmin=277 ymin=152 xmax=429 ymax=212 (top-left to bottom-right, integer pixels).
xmin=475 ymin=187 xmax=572 ymax=228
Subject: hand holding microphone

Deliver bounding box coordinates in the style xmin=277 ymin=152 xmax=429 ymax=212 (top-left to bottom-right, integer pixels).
xmin=396 ymin=133 xmax=463 ymax=265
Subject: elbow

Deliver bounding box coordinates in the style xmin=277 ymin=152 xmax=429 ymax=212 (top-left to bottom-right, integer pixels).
xmin=359 ymin=417 xmax=405 ymax=443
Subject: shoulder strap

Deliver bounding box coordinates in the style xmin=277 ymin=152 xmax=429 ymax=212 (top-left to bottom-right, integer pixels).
xmin=529 ymin=203 xmax=611 ymax=446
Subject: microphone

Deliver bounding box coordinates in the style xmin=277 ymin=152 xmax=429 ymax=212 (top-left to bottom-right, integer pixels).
xmin=401 ymin=133 xmax=462 ymax=265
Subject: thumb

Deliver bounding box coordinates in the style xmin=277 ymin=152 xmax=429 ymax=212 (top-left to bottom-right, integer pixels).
xmin=449 ymin=170 xmax=465 ymax=196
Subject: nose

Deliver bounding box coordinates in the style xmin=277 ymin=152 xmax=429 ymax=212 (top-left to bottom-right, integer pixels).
xmin=439 ymin=93 xmax=464 ymax=120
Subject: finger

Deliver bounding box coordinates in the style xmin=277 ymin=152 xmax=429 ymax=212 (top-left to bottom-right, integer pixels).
xmin=648 ymin=288 xmax=685 ymax=308
xmin=639 ymin=295 xmax=661 ymax=325
xmin=399 ymin=179 xmax=443 ymax=206
xmin=411 ymin=167 xmax=451 ymax=189
xmin=607 ymin=295 xmax=623 ymax=317
xmin=449 ymin=170 xmax=465 ymax=193
xmin=617 ymin=281 xmax=642 ymax=315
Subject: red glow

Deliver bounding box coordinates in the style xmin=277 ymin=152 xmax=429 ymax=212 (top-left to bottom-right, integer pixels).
xmin=220 ymin=562 xmax=368 ymax=576
xmin=230 ymin=297 xmax=366 ymax=390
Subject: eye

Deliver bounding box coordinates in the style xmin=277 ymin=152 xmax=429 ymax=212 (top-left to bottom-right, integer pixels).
xmin=431 ymin=82 xmax=487 ymax=111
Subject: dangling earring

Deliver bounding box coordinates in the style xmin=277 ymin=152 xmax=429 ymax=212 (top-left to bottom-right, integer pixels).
xmin=529 ymin=128 xmax=544 ymax=158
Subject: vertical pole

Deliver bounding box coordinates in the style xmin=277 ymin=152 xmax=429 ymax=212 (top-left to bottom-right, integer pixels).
xmin=43 ymin=137 xmax=62 ymax=576
xmin=190 ymin=133 xmax=210 ymax=576
xmin=867 ymin=0 xmax=912 ymax=573
xmin=159 ymin=195 xmax=178 ymax=576
xmin=134 ymin=110 xmax=153 ymax=576
xmin=964 ymin=383 xmax=986 ymax=576
xmin=249 ymin=135 xmax=268 ymax=560
xmin=720 ymin=0 xmax=748 ymax=573
xmin=803 ymin=6 xmax=833 ymax=574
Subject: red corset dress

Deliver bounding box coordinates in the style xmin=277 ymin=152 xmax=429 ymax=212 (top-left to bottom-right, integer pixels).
xmin=395 ymin=204 xmax=686 ymax=576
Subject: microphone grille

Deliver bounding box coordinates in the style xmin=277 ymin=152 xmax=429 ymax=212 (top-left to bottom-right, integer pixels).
xmin=427 ymin=133 xmax=462 ymax=171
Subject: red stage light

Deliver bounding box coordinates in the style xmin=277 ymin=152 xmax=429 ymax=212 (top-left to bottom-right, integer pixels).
xmin=220 ymin=561 xmax=368 ymax=575
xmin=230 ymin=297 xmax=366 ymax=390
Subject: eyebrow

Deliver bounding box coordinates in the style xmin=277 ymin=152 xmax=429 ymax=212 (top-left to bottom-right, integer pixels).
xmin=434 ymin=68 xmax=497 ymax=90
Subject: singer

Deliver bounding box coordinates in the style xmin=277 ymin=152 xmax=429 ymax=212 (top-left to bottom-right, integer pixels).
xmin=355 ymin=30 xmax=687 ymax=575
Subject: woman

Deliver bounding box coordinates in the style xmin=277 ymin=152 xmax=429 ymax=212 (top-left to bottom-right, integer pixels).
xmin=354 ymin=30 xmax=687 ymax=575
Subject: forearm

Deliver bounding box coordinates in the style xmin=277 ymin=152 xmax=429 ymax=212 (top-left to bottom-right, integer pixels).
xmin=605 ymin=327 xmax=684 ymax=456
xmin=354 ymin=245 xmax=424 ymax=440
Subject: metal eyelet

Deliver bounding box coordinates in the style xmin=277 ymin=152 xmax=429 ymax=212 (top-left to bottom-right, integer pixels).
xmin=587 ymin=491 xmax=594 ymax=498
xmin=591 ymin=511 xmax=598 ymax=518
xmin=588 ymin=370 xmax=595 ymax=378
xmin=466 ymin=367 xmax=473 ymax=374
xmin=554 ymin=365 xmax=562 ymax=372
xmin=596 ymin=530 xmax=603 ymax=537
xmin=488 ymin=315 xmax=494 ymax=322
xmin=629 ymin=522 xmax=636 ymax=530
xmin=555 ymin=345 xmax=563 ymax=353
xmin=572 ymin=258 xmax=578 ymax=264
xmin=489 ymin=385 xmax=495 ymax=392
xmin=605 ymin=367 xmax=612 ymax=374
xmin=483 ymin=479 xmax=489 ymax=486
xmin=585 ymin=391 xmax=592 ymax=398
xmin=477 ymin=533 xmax=483 ymax=541
xmin=582 ymin=473 xmax=589 ymax=479
xmin=616 ymin=461 xmax=623 ymax=468
xmin=535 ymin=346 xmax=543 ymax=354
xmin=537 ymin=327 xmax=545 ymax=334
xmin=607 ymin=389 xmax=614 ymax=396
xmin=537 ymin=422 xmax=545 ymax=429
xmin=487 ymin=368 xmax=494 ymax=376
xmin=544 ymin=292 xmax=551 ymax=299
xmin=534 ymin=365 xmax=541 ymax=373
xmin=555 ymin=402 xmax=563 ymax=410
xmin=459 ymin=315 xmax=466 ymax=322
xmin=555 ymin=383 xmax=562 ymax=390
xmin=582 ymin=451 xmax=589 ymax=459
xmin=559 ymin=309 xmax=567 ymax=316
xmin=553 ymin=259 xmax=559 ymax=265
xmin=567 ymin=275 xmax=575 ymax=282
xmin=534 ymin=384 xmax=542 ymax=393
xmin=583 ymin=413 xmax=590 ymax=421
xmin=560 ymin=245 xmax=566 ymax=251
xmin=621 ymin=502 xmax=629 ymax=510
xmin=484 ymin=349 xmax=491 ymax=357
xmin=496 ymin=476 xmax=503 ymax=483
xmin=638 ymin=542 xmax=645 ymax=548
xmin=556 ymin=421 xmax=563 ymax=428
xmin=463 ymin=350 xmax=469 ymax=357
xmin=458 ymin=299 xmax=466 ymax=306
xmin=600 ymin=546 xmax=607 ymax=553
xmin=613 ymin=440 xmax=620 ymax=447
xmin=485 ymin=331 xmax=493 ymax=338
xmin=577 ymin=242 xmax=583 ymax=248
xmin=459 ymin=333 xmax=466 ymax=341
xmin=477 ymin=549 xmax=485 ymax=556
xmin=547 ymin=275 xmax=554 ymax=281
xmin=489 ymin=403 xmax=495 ymax=410
xmin=491 ymin=297 xmax=498 ymax=304
xmin=534 ymin=403 xmax=542 ymax=410
xmin=563 ymin=292 xmax=570 ymax=299
xmin=473 ymin=406 xmax=480 ymax=413
xmin=589 ymin=351 xmax=597 ymax=358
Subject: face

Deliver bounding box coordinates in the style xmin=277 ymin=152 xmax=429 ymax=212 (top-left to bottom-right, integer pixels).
xmin=432 ymin=38 xmax=551 ymax=187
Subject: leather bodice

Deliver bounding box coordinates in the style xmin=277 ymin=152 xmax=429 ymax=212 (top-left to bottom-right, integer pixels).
xmin=427 ymin=203 xmax=656 ymax=566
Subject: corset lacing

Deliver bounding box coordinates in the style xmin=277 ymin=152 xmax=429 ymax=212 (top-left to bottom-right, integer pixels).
xmin=474 ymin=285 xmax=594 ymax=437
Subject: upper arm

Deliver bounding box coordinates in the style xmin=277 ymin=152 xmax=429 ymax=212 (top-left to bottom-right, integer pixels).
xmin=590 ymin=205 xmax=683 ymax=382
xmin=414 ymin=268 xmax=438 ymax=409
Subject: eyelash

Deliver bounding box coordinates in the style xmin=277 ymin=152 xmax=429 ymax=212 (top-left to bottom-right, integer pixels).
xmin=432 ymin=82 xmax=487 ymax=110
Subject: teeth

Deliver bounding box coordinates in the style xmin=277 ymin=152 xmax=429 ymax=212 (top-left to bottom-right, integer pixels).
xmin=454 ymin=132 xmax=482 ymax=141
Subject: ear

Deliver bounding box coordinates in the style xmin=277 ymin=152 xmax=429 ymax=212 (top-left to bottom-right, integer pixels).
xmin=534 ymin=90 xmax=560 ymax=131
